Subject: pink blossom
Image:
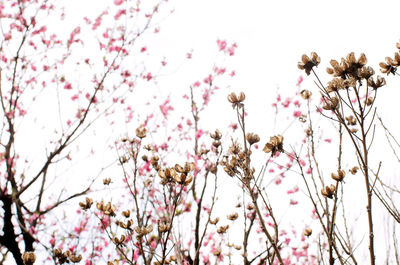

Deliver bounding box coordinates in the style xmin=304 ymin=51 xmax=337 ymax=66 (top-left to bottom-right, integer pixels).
xmin=160 ymin=99 xmax=173 ymax=118
xmin=217 ymin=39 xmax=227 ymax=51
xmin=293 ymin=111 xmax=302 ymax=118
xmin=227 ymin=43 xmax=237 ymax=56
xmin=193 ymin=81 xmax=201 ymax=87
xmin=195 ymin=129 xmax=203 ymax=139
xmin=4 ymin=33 xmax=11 ymax=40
xmin=202 ymin=89 xmax=210 ymax=105
xmin=214 ymin=66 xmax=226 ymax=75
xmin=230 ymin=123 xmax=238 ymax=131
xmin=64 ymin=82 xmax=72 ymax=90
xmin=281 ymin=98 xmax=291 ymax=108
xmin=114 ymin=9 xmax=126 ymax=20
xmin=135 ymin=153 xmax=147 ymax=170
xmin=145 ymin=72 xmax=152 ymax=81
xmin=159 ymin=143 xmax=168 ymax=151
xmin=297 ymin=75 xmax=304 ymax=86
xmin=203 ymin=74 xmax=212 ymax=84
xmin=114 ymin=0 xmax=124 ymax=5
xmin=132 ymin=249 xmax=139 ymax=261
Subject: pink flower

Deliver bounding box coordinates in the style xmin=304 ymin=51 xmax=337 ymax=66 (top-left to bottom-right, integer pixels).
xmin=217 ymin=39 xmax=227 ymax=51
xmin=297 ymin=75 xmax=304 ymax=86
xmin=195 ymin=129 xmax=203 ymax=139
xmin=145 ymin=72 xmax=152 ymax=81
xmin=293 ymin=111 xmax=302 ymax=117
xmin=160 ymin=99 xmax=173 ymax=118
xmin=114 ymin=0 xmax=123 ymax=5
xmin=203 ymin=74 xmax=212 ymax=84
xmin=4 ymin=33 xmax=11 ymax=40
xmin=114 ymin=9 xmax=126 ymax=20
xmin=133 ymin=249 xmax=140 ymax=261
xmin=64 ymin=82 xmax=72 ymax=90
xmin=227 ymin=44 xmax=236 ymax=56
xmin=193 ymin=81 xmax=201 ymax=87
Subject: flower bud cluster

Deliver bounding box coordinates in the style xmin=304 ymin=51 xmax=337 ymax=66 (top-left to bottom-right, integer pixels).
xmin=158 ymin=162 xmax=194 ymax=186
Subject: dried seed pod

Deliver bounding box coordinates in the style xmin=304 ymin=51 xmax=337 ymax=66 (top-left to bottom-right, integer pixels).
xmin=263 ymin=135 xmax=284 ymax=156
xmin=210 ymin=217 xmax=219 ymax=225
xmin=228 ymin=92 xmax=246 ymax=108
xmin=79 ymin=197 xmax=93 ymax=210
xmin=227 ymin=212 xmax=238 ymax=221
xmin=23 ymin=252 xmax=36 ymax=265
xmin=246 ymin=133 xmax=260 ymax=145
xmin=300 ymin=89 xmax=312 ymax=100
xmin=304 ymin=228 xmax=312 ymax=237
xmin=331 ymin=170 xmax=346 ymax=182
xmin=345 ymin=115 xmax=357 ymax=126
xmin=368 ymin=75 xmax=386 ymax=89
xmin=135 ymin=126 xmax=147 ymax=139
xmin=70 ymin=255 xmax=82 ymax=263
xmin=321 ymin=184 xmax=336 ymax=199
xmin=103 ymin=178 xmax=112 ymax=185
xmin=217 ymin=225 xmax=229 ymax=234
xmin=210 ymin=129 xmax=222 ymax=140
xmin=350 ymin=166 xmax=359 ymax=175
xmin=298 ymin=52 xmax=320 ymax=75
xmin=122 ymin=210 xmax=130 ymax=218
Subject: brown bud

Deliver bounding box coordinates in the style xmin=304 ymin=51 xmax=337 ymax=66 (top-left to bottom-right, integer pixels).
xmin=331 ymin=170 xmax=345 ymax=182
xmin=210 ymin=217 xmax=220 ymax=225
xmin=246 ymin=133 xmax=260 ymax=145
xmin=70 ymin=255 xmax=82 ymax=263
xmin=227 ymin=212 xmax=238 ymax=221
xmin=217 ymin=225 xmax=229 ymax=234
xmin=304 ymin=228 xmax=312 ymax=237
xmin=350 ymin=166 xmax=359 ymax=175
xmin=135 ymin=126 xmax=147 ymax=139
xmin=227 ymin=92 xmax=246 ymax=106
xmin=210 ymin=129 xmax=222 ymax=140
xmin=23 ymin=252 xmax=36 ymax=265
xmin=300 ymin=89 xmax=312 ymax=100
xmin=103 ymin=178 xmax=111 ymax=185
xmin=321 ymin=184 xmax=336 ymax=199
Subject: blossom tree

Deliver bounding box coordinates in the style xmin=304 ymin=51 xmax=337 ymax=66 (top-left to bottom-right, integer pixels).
xmin=0 ymin=0 xmax=176 ymax=264
xmin=1 ymin=0 xmax=400 ymax=264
